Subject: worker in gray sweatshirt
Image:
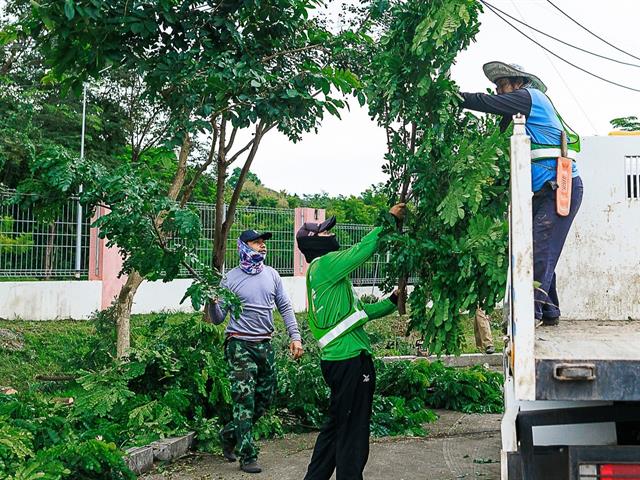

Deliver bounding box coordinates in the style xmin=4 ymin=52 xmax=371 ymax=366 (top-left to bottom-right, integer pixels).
xmin=206 ymin=229 xmax=303 ymax=474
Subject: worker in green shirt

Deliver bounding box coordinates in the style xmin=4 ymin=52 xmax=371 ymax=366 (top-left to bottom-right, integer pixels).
xmin=297 ymin=203 xmax=406 ymax=480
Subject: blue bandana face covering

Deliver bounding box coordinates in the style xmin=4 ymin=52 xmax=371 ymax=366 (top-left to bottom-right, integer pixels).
xmin=238 ymin=238 xmax=266 ymax=275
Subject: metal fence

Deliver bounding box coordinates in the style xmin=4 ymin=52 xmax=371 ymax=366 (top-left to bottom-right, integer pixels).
xmin=1 ymin=191 xmax=389 ymax=285
xmin=0 ymin=192 xmax=90 ymax=278
xmin=179 ymin=203 xmax=295 ymax=277
xmin=224 ymin=205 xmax=295 ymax=276
xmin=333 ymin=223 xmax=387 ymax=287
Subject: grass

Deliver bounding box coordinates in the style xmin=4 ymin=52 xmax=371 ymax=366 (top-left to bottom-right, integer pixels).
xmin=0 ymin=312 xmax=194 ymax=390
xmin=0 ymin=308 xmax=504 ymax=391
xmin=0 ymin=319 xmax=94 ymax=390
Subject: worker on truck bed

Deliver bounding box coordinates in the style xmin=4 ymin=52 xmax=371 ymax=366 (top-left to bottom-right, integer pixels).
xmin=460 ymin=62 xmax=583 ymax=326
xmin=296 ymin=203 xmax=405 ymax=480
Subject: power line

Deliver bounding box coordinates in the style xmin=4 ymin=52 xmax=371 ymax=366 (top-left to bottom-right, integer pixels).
xmin=506 ymin=0 xmax=598 ymax=133
xmin=545 ymin=0 xmax=640 ymax=63
xmin=480 ymin=0 xmax=640 ymax=93
xmin=483 ymin=0 xmax=640 ymax=68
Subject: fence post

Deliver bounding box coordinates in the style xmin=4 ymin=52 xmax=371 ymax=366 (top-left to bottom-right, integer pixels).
xmin=293 ymin=207 xmax=326 ymax=278
xmin=88 ymin=207 xmax=103 ymax=281
xmin=87 ymin=206 xmax=128 ymax=309
xmin=75 ymin=83 xmax=88 ymax=279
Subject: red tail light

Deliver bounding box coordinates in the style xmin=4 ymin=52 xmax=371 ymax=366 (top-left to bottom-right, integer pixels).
xmin=600 ymin=464 xmax=640 ymax=480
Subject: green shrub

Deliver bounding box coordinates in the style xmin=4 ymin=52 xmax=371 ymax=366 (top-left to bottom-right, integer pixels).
xmin=423 ymin=362 xmax=504 ymax=414
xmin=0 ymin=394 xmax=134 ymax=479
xmin=377 ymin=359 xmax=503 ymax=414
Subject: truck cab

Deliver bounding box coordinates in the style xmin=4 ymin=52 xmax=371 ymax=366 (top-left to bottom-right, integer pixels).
xmin=501 ymin=117 xmax=640 ymax=479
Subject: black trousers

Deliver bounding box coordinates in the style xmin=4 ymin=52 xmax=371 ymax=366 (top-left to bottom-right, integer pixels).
xmin=304 ymin=352 xmax=376 ymax=480
xmin=532 ymin=176 xmax=584 ymax=320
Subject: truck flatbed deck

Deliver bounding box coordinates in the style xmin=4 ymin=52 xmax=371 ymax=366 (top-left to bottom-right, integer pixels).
xmin=534 ymin=320 xmax=640 ymax=401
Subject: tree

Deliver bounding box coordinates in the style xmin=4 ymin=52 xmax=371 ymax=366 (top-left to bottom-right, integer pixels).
xmin=227 ymin=167 xmax=262 ymax=189
xmin=360 ymin=0 xmax=510 ymax=354
xmin=611 ymin=116 xmax=640 ymax=132
xmin=22 ymin=0 xmax=362 ymax=357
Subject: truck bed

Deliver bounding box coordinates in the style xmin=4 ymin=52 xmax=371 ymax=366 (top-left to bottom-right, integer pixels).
xmin=534 ymin=320 xmax=640 ymax=401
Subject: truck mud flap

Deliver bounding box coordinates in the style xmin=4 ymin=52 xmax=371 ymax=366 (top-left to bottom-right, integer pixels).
xmin=507 ymin=446 xmax=569 ymax=480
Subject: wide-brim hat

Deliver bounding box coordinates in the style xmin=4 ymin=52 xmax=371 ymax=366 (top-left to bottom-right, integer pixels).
xmin=483 ymin=61 xmax=547 ymax=93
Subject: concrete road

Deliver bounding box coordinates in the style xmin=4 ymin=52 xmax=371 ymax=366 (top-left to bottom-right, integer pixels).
xmin=142 ymin=410 xmax=502 ymax=480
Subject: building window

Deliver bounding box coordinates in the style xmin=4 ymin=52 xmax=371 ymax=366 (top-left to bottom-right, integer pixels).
xmin=625 ymin=156 xmax=640 ymax=200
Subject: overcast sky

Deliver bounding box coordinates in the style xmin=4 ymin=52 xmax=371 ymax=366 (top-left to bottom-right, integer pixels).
xmin=251 ymin=0 xmax=640 ymax=196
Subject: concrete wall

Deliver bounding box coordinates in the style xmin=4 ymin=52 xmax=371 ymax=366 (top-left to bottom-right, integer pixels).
xmin=556 ymin=136 xmax=640 ymax=320
xmin=0 ymin=277 xmax=401 ymax=320
xmin=0 ymin=281 xmax=102 ymax=320
xmin=133 ymin=277 xmax=310 ymax=314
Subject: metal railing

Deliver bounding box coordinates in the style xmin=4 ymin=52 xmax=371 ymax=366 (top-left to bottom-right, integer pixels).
xmin=1 ymin=190 xmax=394 ymax=286
xmin=177 ymin=203 xmax=296 ymax=277
xmin=0 ymin=192 xmax=90 ymax=278
xmin=224 ymin=205 xmax=295 ymax=276
xmin=334 ymin=223 xmax=386 ymax=286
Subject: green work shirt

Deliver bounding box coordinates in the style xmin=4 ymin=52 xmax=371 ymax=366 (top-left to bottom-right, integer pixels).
xmin=306 ymin=226 xmax=397 ymax=361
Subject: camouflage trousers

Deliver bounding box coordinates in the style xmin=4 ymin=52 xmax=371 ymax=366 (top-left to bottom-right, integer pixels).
xmin=221 ymin=338 xmax=276 ymax=465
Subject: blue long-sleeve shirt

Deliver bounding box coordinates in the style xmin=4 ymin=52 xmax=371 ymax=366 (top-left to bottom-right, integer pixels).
xmin=461 ymin=88 xmax=579 ymax=192
xmin=207 ymin=266 xmax=301 ymax=342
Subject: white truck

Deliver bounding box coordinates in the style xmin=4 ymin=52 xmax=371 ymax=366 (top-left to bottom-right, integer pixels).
xmin=501 ymin=116 xmax=640 ymax=479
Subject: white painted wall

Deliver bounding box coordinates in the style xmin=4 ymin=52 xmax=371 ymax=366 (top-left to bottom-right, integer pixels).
xmin=0 ymin=277 xmax=403 ymax=320
xmin=556 ymin=136 xmax=640 ymax=320
xmin=133 ymin=277 xmax=310 ymax=314
xmin=281 ymin=277 xmax=307 ymax=312
xmin=0 ymin=281 xmax=102 ymax=320
xmin=132 ymin=279 xmax=195 ymax=314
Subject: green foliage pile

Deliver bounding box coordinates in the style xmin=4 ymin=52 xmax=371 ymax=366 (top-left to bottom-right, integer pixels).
xmin=0 ymin=312 xmax=503 ymax=477
xmin=610 ymin=115 xmax=640 ymax=132
xmin=0 ymin=393 xmax=134 ymax=480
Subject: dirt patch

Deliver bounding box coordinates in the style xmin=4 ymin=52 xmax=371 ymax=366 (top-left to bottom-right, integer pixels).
xmin=0 ymin=328 xmax=24 ymax=351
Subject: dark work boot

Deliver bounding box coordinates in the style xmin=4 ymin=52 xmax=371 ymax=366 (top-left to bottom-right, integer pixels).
xmin=222 ymin=445 xmax=237 ymax=462
xmin=240 ymin=460 xmax=262 ymax=473
xmin=542 ymin=317 xmax=559 ymax=326
xmin=219 ymin=432 xmax=236 ymax=462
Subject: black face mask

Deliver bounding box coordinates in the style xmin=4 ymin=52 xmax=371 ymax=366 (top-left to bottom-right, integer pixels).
xmin=297 ymin=235 xmax=340 ymax=263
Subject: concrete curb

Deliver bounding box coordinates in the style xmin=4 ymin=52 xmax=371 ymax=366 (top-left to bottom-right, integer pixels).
xmin=125 ymin=446 xmax=154 ymax=475
xmin=125 ymin=432 xmax=195 ymax=474
xmin=381 ymin=352 xmax=503 ymax=367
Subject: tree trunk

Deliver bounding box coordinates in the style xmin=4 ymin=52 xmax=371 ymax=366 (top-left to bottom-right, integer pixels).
xmin=114 ymin=270 xmax=143 ymax=359
xmin=111 ymin=133 xmax=191 ymax=360
xmin=396 ymin=122 xmax=417 ymax=315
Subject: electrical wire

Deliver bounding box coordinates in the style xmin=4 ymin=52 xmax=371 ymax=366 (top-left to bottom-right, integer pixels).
xmin=479 ymin=0 xmax=640 ymax=93
xmin=483 ymin=0 xmax=640 ymax=68
xmin=545 ymin=0 xmax=640 ymax=63
xmin=506 ymin=0 xmax=598 ymax=133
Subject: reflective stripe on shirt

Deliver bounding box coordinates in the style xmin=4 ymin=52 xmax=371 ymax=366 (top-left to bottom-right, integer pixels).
xmin=317 ymin=309 xmax=368 ymax=349
xmin=531 ymin=148 xmax=577 ymax=160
